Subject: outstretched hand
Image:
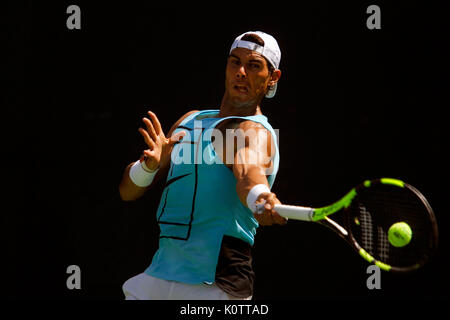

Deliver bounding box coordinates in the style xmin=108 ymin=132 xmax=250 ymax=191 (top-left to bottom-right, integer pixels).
xmin=138 ymin=111 xmax=186 ymax=171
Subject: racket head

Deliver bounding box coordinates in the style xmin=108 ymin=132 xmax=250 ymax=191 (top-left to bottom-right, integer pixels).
xmin=344 ymin=178 xmax=438 ymax=273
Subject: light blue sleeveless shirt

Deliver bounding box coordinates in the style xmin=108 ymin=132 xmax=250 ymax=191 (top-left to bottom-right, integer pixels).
xmin=145 ymin=110 xmax=280 ymax=284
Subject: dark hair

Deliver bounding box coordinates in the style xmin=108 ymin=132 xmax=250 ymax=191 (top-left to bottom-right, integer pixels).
xmin=241 ymin=33 xmax=265 ymax=46
xmin=241 ymin=33 xmax=275 ymax=74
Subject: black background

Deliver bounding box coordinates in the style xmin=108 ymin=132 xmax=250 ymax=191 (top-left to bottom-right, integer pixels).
xmin=3 ymin=1 xmax=449 ymax=300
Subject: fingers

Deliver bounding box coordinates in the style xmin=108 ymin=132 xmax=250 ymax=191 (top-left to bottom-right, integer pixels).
xmin=255 ymin=210 xmax=287 ymax=226
xmin=138 ymin=127 xmax=155 ymax=149
xmin=168 ymin=131 xmax=186 ymax=145
xmin=142 ymin=117 xmax=157 ymax=142
xmin=254 ymin=192 xmax=287 ymax=226
xmin=272 ymin=209 xmax=288 ymax=225
xmin=139 ymin=111 xmax=163 ymax=149
xmin=147 ymin=111 xmax=162 ymax=136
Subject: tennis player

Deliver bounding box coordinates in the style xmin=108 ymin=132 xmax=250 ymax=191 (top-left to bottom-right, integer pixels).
xmin=119 ymin=31 xmax=286 ymax=300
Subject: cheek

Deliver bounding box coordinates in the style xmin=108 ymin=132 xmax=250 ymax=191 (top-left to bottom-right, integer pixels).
xmin=226 ymin=65 xmax=239 ymax=81
xmin=224 ymin=71 xmax=233 ymax=87
xmin=252 ymin=76 xmax=269 ymax=93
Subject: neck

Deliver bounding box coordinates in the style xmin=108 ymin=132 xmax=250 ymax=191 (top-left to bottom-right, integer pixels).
xmin=217 ymin=92 xmax=263 ymax=117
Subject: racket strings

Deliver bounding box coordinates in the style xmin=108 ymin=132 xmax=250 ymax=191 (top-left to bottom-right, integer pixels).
xmin=358 ymin=204 xmax=373 ymax=251
xmin=348 ymin=184 xmax=434 ymax=269
xmin=377 ymin=226 xmax=389 ymax=261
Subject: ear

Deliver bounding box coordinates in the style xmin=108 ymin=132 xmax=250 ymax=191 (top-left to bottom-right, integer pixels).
xmin=269 ymin=69 xmax=281 ymax=86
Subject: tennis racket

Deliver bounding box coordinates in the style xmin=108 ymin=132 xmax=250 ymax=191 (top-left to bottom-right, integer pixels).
xmin=258 ymin=178 xmax=439 ymax=273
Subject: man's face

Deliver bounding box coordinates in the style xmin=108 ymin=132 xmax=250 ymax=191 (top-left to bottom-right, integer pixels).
xmin=225 ymin=47 xmax=277 ymax=107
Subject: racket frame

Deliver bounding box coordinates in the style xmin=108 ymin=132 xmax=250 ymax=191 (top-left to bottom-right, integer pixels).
xmin=273 ymin=178 xmax=439 ymax=273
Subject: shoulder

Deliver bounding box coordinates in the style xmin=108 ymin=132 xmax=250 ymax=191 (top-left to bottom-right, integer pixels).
xmin=229 ymin=119 xmax=273 ymax=153
xmin=177 ymin=110 xmax=200 ymax=125
xmin=168 ymin=110 xmax=199 ymax=135
xmin=236 ymin=119 xmax=266 ymax=131
xmin=220 ymin=117 xmax=267 ymax=132
xmin=218 ymin=118 xmax=272 ymax=145
xmin=232 ymin=120 xmax=271 ymax=143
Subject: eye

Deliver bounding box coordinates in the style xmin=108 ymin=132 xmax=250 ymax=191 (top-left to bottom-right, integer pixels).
xmin=249 ymin=63 xmax=261 ymax=70
xmin=230 ymin=58 xmax=240 ymax=66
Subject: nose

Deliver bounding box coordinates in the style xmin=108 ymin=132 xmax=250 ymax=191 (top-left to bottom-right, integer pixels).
xmin=236 ymin=65 xmax=247 ymax=79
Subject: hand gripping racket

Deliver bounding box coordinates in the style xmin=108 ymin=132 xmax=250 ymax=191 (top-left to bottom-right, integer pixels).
xmin=258 ymin=178 xmax=439 ymax=273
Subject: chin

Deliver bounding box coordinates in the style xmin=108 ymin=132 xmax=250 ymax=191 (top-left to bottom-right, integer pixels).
xmin=224 ymin=88 xmax=260 ymax=109
xmin=231 ymin=96 xmax=254 ymax=108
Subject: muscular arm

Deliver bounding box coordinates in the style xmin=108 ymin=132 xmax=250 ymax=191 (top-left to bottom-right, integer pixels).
xmin=228 ymin=120 xmax=286 ymax=226
xmin=119 ymin=110 xmax=198 ymax=201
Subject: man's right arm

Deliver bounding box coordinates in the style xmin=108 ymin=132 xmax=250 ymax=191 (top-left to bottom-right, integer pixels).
xmin=118 ymin=110 xmax=198 ymax=201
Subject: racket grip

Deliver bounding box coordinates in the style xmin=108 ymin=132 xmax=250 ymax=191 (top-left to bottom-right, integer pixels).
xmin=273 ymin=204 xmax=314 ymax=221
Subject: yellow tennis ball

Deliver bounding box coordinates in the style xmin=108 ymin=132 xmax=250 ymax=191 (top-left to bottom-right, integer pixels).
xmin=388 ymin=222 xmax=412 ymax=247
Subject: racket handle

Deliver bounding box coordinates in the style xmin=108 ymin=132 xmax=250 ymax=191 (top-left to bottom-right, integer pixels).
xmin=273 ymin=204 xmax=314 ymax=221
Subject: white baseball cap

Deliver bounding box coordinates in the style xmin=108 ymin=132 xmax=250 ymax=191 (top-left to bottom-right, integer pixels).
xmin=229 ymin=31 xmax=281 ymax=98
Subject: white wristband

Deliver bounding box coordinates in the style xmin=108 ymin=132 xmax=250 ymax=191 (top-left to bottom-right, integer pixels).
xmin=246 ymin=184 xmax=271 ymax=213
xmin=129 ymin=160 xmax=159 ymax=187
xmin=141 ymin=159 xmax=155 ymax=173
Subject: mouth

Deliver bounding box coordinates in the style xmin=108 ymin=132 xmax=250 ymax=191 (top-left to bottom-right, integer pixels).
xmin=233 ymin=84 xmax=249 ymax=95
